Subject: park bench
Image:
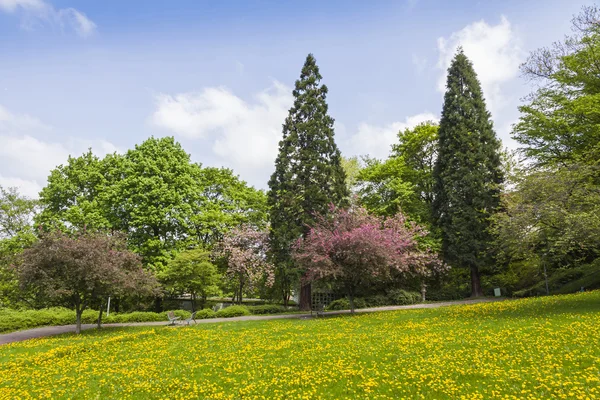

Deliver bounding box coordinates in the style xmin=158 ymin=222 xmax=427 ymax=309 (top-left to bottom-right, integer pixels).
xmin=311 ymin=303 xmax=325 ymax=317
xmin=183 ymin=311 xmax=197 ymax=325
xmin=167 ymin=311 xmax=180 ymax=325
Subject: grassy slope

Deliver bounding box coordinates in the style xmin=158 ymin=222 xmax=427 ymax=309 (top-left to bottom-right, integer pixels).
xmin=1 ymin=292 xmax=599 ymax=399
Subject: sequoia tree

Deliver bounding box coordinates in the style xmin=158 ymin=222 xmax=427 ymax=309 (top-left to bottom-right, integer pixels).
xmin=268 ymin=54 xmax=348 ymax=309
xmin=433 ymin=50 xmax=503 ymax=297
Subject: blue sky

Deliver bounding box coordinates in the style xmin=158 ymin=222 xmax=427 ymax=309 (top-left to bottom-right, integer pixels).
xmin=0 ymin=0 xmax=590 ymax=196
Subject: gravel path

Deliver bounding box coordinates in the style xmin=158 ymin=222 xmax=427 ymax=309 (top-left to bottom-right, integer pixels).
xmin=0 ymin=297 xmax=500 ymax=345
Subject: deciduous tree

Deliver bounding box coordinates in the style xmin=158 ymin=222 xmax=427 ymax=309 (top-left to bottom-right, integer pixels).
xmin=293 ymin=205 xmax=445 ymax=312
xmin=215 ymin=225 xmax=274 ymax=304
xmin=17 ymin=231 xmax=159 ymax=333
xmin=159 ymin=248 xmax=221 ymax=311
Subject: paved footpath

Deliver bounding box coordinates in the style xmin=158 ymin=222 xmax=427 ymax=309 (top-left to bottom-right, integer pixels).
xmin=0 ymin=298 xmax=500 ymax=345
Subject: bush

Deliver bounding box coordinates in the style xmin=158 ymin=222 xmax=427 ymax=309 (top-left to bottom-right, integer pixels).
xmin=364 ymin=295 xmax=389 ymax=307
xmin=514 ymin=260 xmax=600 ymax=297
xmin=215 ymin=305 xmax=251 ymax=318
xmin=103 ymin=310 xmax=191 ymax=324
xmin=386 ymin=289 xmax=421 ymax=305
xmin=246 ymin=305 xmax=287 ymax=315
xmin=194 ymin=309 xmax=216 ymax=319
xmin=0 ymin=308 xmax=193 ymax=333
xmin=326 ymin=297 xmax=367 ymax=311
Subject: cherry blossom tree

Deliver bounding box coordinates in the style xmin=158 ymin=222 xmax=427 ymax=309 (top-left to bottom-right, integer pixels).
xmin=293 ymin=205 xmax=446 ymax=312
xmin=214 ymin=225 xmax=274 ymax=304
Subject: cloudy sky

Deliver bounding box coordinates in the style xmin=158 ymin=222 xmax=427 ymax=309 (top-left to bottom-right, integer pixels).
xmin=0 ymin=0 xmax=589 ymax=197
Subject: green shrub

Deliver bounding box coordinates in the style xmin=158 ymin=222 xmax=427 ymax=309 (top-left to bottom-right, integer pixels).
xmin=246 ymin=305 xmax=287 ymax=315
xmin=515 ymin=261 xmax=600 ymax=297
xmin=0 ymin=308 xmax=194 ymax=333
xmin=387 ymin=289 xmax=421 ymax=305
xmin=364 ymin=295 xmax=390 ymax=307
xmin=194 ymin=309 xmax=216 ymax=319
xmin=215 ymin=305 xmax=251 ymax=318
xmin=326 ymin=297 xmax=367 ymax=311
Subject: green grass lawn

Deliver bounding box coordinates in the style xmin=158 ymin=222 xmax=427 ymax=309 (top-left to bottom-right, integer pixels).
xmin=1 ymin=292 xmax=599 ymax=399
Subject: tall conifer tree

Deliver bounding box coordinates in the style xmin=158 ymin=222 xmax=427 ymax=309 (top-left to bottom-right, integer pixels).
xmin=433 ymin=50 xmax=503 ymax=297
xmin=268 ymin=54 xmax=348 ymax=309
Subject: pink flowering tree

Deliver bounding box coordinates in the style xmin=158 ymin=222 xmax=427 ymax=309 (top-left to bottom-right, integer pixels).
xmin=215 ymin=225 xmax=274 ymax=304
xmin=293 ymin=205 xmax=446 ymax=312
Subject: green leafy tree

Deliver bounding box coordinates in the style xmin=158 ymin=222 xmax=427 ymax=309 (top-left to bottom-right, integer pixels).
xmin=357 ymin=122 xmax=438 ymax=224
xmin=191 ymin=167 xmax=267 ymax=247
xmin=341 ymin=156 xmax=362 ymax=192
xmin=112 ymin=137 xmax=201 ymax=271
xmin=36 ymin=150 xmax=111 ymax=231
xmin=491 ymin=164 xmax=600 ymax=294
xmin=268 ymin=53 xmax=349 ymax=309
xmin=433 ymin=50 xmax=504 ymax=297
xmin=0 ymin=186 xmax=38 ymax=307
xmin=514 ymin=5 xmax=600 ymax=167
xmin=158 ymin=248 xmax=221 ymax=311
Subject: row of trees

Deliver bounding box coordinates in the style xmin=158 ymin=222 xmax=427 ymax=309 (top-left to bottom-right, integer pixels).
xmin=1 ymin=6 xmax=599 ymax=319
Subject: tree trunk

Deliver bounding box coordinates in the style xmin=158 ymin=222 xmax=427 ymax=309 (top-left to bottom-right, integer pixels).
xmin=153 ymin=296 xmax=163 ymax=313
xmin=299 ymin=283 xmax=311 ymax=311
xmin=238 ymin=281 xmax=244 ymax=305
xmin=191 ymin=293 xmax=197 ymax=312
xmin=348 ymin=293 xmax=355 ymax=314
xmin=97 ymin=303 xmax=104 ymax=329
xmin=470 ymin=265 xmax=484 ymax=297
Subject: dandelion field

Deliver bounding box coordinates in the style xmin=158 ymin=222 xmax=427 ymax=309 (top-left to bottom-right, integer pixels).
xmin=1 ymin=292 xmax=600 ymax=399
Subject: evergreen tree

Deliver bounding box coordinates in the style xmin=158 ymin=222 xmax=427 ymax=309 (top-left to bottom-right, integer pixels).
xmin=433 ymin=50 xmax=503 ymax=297
xmin=268 ymin=54 xmax=348 ymax=309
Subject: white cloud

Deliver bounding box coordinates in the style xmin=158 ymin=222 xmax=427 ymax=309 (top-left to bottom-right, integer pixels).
xmin=0 ymin=0 xmax=96 ymax=37
xmin=151 ymin=81 xmax=293 ymax=186
xmin=412 ymin=54 xmax=428 ymax=75
xmin=344 ymin=112 xmax=438 ymax=160
xmin=0 ymin=105 xmax=118 ymax=198
xmin=436 ymin=16 xmax=523 ymax=116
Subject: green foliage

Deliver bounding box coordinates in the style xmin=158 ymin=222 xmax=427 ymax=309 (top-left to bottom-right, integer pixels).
xmin=514 ymin=6 xmax=600 ymax=167
xmin=0 ymin=308 xmax=191 ymax=333
xmin=158 ymin=249 xmax=221 ymax=311
xmin=268 ymin=53 xmax=349 ymax=307
xmin=385 ymin=289 xmax=421 ymax=305
xmin=357 ymin=157 xmax=415 ymax=217
xmin=432 ymin=50 xmax=504 ymax=297
xmin=246 ymin=304 xmax=287 ymax=315
xmin=36 ymin=151 xmax=111 ymax=231
xmin=194 ymin=309 xmax=217 ymax=319
xmin=492 ymin=165 xmax=600 ymax=274
xmin=326 ymin=298 xmax=366 ymax=310
xmin=340 ymin=156 xmax=362 ymax=191
xmin=36 ymin=138 xmax=268 ymax=274
xmin=357 ymin=122 xmax=438 ymax=225
xmin=514 ymin=260 xmax=600 ymax=297
xmin=215 ymin=305 xmax=251 ymax=318
xmin=0 ymin=186 xmax=38 ymax=239
xmin=192 ymin=167 xmax=267 ymax=247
